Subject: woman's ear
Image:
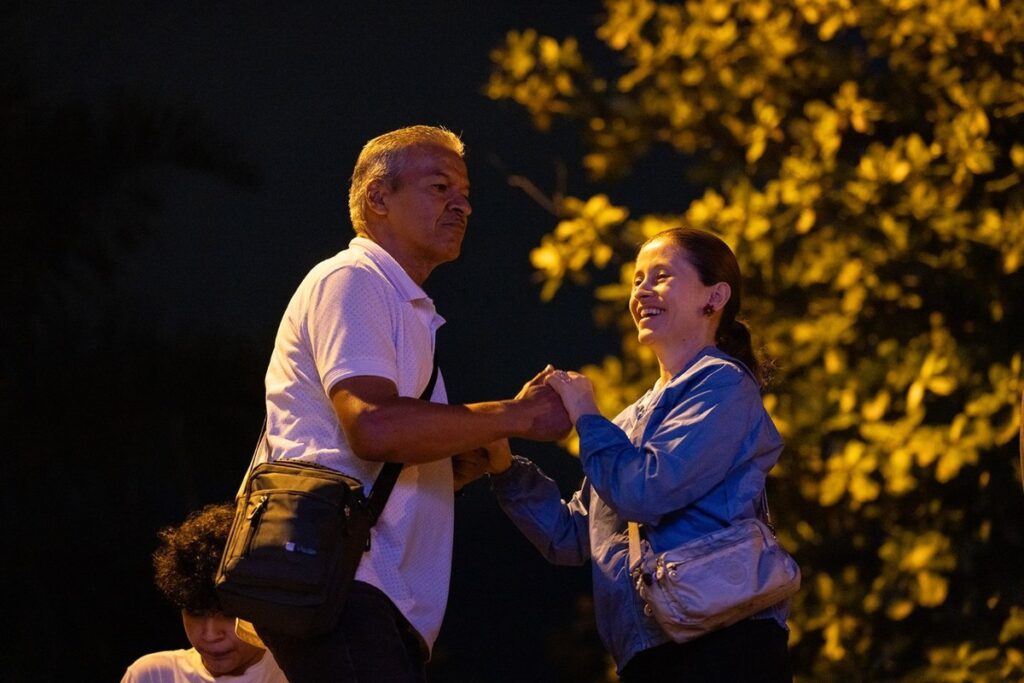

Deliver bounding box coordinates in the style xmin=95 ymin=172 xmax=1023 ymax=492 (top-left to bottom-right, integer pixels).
xmin=709 ymin=282 xmax=732 ymax=311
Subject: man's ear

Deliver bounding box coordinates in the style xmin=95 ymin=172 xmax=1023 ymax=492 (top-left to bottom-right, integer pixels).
xmin=366 ymin=179 xmax=389 ymax=217
xmin=709 ymin=282 xmax=732 ymax=311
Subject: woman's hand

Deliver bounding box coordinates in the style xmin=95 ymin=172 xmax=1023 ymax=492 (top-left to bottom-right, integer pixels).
xmin=512 ymin=365 xmax=573 ymax=441
xmin=452 ymin=448 xmax=490 ymax=491
xmin=482 ymin=438 xmax=513 ymax=475
xmin=545 ymin=370 xmax=600 ymax=424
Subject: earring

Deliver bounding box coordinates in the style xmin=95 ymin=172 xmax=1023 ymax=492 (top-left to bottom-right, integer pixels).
xmin=702 ymin=303 xmax=715 ymax=316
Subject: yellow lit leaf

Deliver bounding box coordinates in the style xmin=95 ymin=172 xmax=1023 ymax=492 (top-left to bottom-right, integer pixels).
xmin=1012 ymin=145 xmax=1024 ymax=169
xmin=907 ymin=381 xmax=925 ymax=410
xmin=819 ymin=14 xmax=843 ymax=40
xmin=825 ymin=348 xmax=845 ymax=374
xmin=861 ymin=391 xmax=890 ymax=421
xmin=901 ymin=542 xmax=937 ymax=572
xmin=796 ymin=207 xmax=816 ymax=233
xmin=1000 ymin=607 xmax=1024 ymax=644
xmin=539 ymin=36 xmax=560 ymax=68
xmin=819 ymin=470 xmax=848 ymax=506
xmin=936 ymin=449 xmax=970 ymax=482
xmin=890 ymin=160 xmax=911 ymax=183
xmin=916 ymin=571 xmax=948 ymax=607
xmin=747 ymin=137 xmax=766 ymax=163
xmin=887 ymin=600 xmax=914 ymax=621
xmin=850 ymin=474 xmax=880 ymax=502
xmin=529 ymin=240 xmax=563 ymax=276
xmin=926 ymin=376 xmax=957 ymax=395
xmin=835 ymin=259 xmax=863 ymax=289
xmin=823 ymin=621 xmax=847 ymax=660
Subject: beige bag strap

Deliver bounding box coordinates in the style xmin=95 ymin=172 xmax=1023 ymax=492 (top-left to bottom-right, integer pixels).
xmin=628 ymin=522 xmax=642 ymax=572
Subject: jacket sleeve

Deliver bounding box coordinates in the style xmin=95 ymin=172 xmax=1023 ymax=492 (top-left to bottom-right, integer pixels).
xmin=489 ymin=456 xmax=591 ymax=566
xmin=577 ymin=365 xmax=761 ymax=525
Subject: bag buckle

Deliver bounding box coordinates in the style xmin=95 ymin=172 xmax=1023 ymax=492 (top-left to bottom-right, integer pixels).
xmin=631 ymin=566 xmax=653 ymax=587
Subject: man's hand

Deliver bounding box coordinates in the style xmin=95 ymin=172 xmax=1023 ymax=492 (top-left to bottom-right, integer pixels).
xmin=452 ymin=448 xmax=490 ymax=492
xmin=514 ymin=367 xmax=573 ymax=441
xmin=514 ymin=364 xmax=556 ymax=399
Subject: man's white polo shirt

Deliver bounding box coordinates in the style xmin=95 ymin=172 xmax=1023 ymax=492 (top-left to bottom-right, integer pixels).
xmin=263 ymin=236 xmax=453 ymax=652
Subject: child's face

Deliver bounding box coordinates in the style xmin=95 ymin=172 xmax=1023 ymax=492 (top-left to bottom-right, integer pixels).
xmin=181 ymin=611 xmax=265 ymax=676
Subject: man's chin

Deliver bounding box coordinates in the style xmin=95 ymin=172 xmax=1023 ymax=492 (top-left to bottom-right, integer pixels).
xmin=438 ymin=245 xmax=462 ymax=263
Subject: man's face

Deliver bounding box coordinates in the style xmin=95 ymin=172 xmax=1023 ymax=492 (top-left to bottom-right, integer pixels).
xmin=181 ymin=611 xmax=264 ymax=677
xmin=373 ymin=144 xmax=471 ymax=280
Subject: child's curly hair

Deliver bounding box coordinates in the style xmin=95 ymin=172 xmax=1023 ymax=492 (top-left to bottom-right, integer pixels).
xmin=152 ymin=502 xmax=235 ymax=615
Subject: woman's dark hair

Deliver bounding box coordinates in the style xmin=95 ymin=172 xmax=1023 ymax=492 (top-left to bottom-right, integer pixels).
xmin=152 ymin=502 xmax=235 ymax=615
xmin=643 ymin=227 xmax=766 ymax=387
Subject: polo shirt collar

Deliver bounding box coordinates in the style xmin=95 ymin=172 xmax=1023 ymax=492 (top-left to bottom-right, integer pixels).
xmin=349 ymin=236 xmax=431 ymax=303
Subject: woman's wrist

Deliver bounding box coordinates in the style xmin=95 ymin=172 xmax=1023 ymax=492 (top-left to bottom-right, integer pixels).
xmin=489 ymin=454 xmax=513 ymax=475
xmin=487 ymin=453 xmax=517 ymax=478
xmin=568 ymin=399 xmax=601 ymax=424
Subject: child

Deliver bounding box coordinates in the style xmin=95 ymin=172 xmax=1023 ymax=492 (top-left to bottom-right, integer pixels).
xmin=121 ymin=503 xmax=287 ymax=682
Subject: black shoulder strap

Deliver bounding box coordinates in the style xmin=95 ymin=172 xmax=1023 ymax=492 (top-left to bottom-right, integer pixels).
xmin=365 ymin=357 xmax=440 ymax=522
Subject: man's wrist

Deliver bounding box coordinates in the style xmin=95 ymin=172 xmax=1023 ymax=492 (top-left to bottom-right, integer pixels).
xmin=501 ymin=398 xmax=533 ymax=439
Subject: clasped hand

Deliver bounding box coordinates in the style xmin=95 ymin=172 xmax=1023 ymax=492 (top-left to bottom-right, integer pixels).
xmin=487 ymin=365 xmax=599 ymax=473
xmin=452 ymin=365 xmax=598 ymax=489
xmin=541 ymin=367 xmax=599 ymax=425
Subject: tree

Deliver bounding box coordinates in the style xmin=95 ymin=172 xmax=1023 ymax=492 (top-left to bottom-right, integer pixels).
xmin=487 ymin=1 xmax=1024 ymax=679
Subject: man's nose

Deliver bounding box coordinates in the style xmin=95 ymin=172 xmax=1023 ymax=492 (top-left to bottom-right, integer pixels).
xmin=450 ymin=194 xmax=472 ymax=216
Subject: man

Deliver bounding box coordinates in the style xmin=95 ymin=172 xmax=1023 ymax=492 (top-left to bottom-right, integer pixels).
xmin=122 ymin=503 xmax=287 ymax=683
xmin=254 ymin=125 xmax=571 ymax=682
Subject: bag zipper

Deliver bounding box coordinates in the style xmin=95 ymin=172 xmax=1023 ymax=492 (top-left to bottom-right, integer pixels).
xmin=242 ymin=494 xmax=270 ymax=552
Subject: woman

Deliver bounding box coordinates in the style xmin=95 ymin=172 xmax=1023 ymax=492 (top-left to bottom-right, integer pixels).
xmin=486 ymin=227 xmax=793 ymax=681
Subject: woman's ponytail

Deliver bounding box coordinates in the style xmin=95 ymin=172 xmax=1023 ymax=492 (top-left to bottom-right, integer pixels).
xmin=716 ymin=318 xmax=765 ymax=388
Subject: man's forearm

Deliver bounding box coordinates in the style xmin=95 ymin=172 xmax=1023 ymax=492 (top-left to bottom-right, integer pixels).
xmin=341 ymin=397 xmax=535 ymax=464
xmin=331 ymin=375 xmax=571 ymax=464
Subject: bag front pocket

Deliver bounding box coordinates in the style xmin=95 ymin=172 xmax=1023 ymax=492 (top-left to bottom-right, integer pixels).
xmin=639 ymin=518 xmax=800 ymax=636
xmin=226 ymin=488 xmax=348 ymax=592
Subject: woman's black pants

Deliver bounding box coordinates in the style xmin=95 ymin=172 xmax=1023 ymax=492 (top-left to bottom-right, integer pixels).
xmin=619 ymin=617 xmax=793 ymax=683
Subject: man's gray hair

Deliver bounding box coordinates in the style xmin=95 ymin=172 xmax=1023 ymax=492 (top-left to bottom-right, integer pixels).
xmin=348 ymin=125 xmax=465 ymax=236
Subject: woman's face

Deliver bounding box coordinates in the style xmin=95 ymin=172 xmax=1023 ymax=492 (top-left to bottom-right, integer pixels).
xmin=630 ymin=238 xmax=714 ymax=354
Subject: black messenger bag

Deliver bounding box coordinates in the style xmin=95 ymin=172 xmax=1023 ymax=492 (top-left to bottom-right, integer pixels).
xmin=215 ymin=360 xmax=438 ymax=636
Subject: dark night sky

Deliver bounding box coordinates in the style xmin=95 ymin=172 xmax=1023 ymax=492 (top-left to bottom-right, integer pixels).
xmin=8 ymin=2 xmax=626 ymax=679
xmin=19 ymin=1 xmax=618 ymax=375
xmin=8 ymin=2 xmax=696 ymax=680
